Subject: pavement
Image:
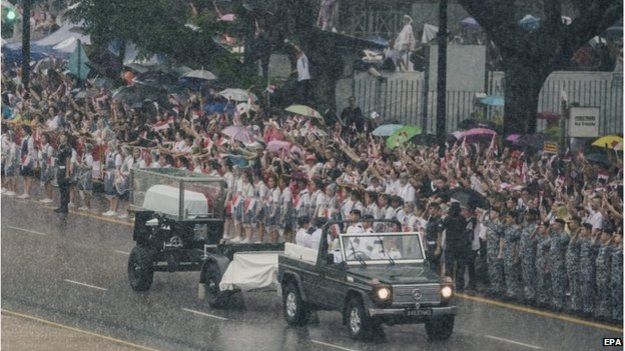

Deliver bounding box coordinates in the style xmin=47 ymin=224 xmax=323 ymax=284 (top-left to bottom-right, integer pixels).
xmin=1 ymin=196 xmax=623 ymax=351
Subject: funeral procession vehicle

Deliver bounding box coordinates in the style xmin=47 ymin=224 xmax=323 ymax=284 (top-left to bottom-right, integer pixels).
xmin=278 ymin=219 xmax=457 ymax=341
xmin=127 ymin=168 xmax=284 ymax=307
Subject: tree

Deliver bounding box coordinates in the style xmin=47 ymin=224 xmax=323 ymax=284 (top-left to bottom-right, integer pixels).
xmin=457 ymin=0 xmax=622 ymax=135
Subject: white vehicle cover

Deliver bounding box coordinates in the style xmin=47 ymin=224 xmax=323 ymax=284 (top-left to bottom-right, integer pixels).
xmin=142 ymin=184 xmax=208 ymax=217
xmin=220 ymin=252 xmax=280 ymax=291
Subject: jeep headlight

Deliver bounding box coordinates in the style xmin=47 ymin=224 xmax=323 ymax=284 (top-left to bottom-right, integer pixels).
xmin=441 ymin=286 xmax=453 ymax=299
xmin=376 ymin=286 xmax=391 ymax=300
xmin=370 ymin=284 xmax=393 ymax=305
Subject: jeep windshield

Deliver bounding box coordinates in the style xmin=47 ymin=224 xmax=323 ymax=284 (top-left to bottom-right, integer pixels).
xmin=339 ymin=232 xmax=425 ymax=265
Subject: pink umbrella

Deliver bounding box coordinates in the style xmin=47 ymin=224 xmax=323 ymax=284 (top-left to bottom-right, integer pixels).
xmin=506 ymin=134 xmax=521 ymax=142
xmin=221 ymin=126 xmax=254 ymax=143
xmin=267 ymin=140 xmax=292 ymax=153
xmin=461 ymin=128 xmax=497 ymax=142
xmin=537 ymin=111 xmax=560 ymax=121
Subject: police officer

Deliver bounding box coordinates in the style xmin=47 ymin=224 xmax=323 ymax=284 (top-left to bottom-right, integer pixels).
xmin=565 ymin=216 xmax=582 ymax=312
xmin=549 ymin=218 xmax=570 ymax=311
xmin=425 ymin=202 xmax=443 ymax=273
xmin=535 ymin=221 xmax=552 ymax=308
xmin=610 ymin=230 xmax=623 ymax=323
xmin=484 ymin=208 xmax=504 ymax=296
xmin=54 ymin=133 xmax=71 ymax=214
xmin=579 ymin=223 xmax=599 ymax=317
xmin=594 ymin=227 xmax=613 ymax=321
xmin=520 ymin=209 xmax=539 ymax=303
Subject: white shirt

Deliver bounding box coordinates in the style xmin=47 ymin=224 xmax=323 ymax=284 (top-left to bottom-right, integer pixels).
xmin=587 ymin=208 xmax=604 ymax=230
xmin=398 ymin=182 xmax=416 ymax=203
xmin=309 ymin=228 xmax=323 ymax=250
xmin=295 ymin=228 xmax=309 ymax=247
xmin=296 ymin=54 xmax=311 ymax=81
xmin=384 ymin=179 xmax=401 ymax=195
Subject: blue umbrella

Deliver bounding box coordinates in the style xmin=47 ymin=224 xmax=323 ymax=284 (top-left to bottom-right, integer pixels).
xmin=365 ymin=36 xmax=389 ymax=47
xmin=519 ymin=15 xmax=540 ymax=30
xmin=460 ymin=17 xmax=480 ymax=28
xmin=480 ymin=96 xmax=505 ymax=106
xmin=372 ymin=124 xmax=404 ymax=137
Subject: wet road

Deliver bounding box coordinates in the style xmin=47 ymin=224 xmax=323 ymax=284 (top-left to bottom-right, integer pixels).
xmin=2 ymin=198 xmax=622 ymax=351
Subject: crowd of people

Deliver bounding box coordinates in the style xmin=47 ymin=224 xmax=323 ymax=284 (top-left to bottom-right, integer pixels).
xmin=1 ymin=56 xmax=623 ymax=323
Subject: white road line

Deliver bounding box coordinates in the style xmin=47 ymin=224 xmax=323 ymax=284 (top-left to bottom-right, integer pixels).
xmin=182 ymin=308 xmax=228 ymax=321
xmin=114 ymin=250 xmax=130 ymax=255
xmin=63 ymin=279 xmax=108 ymax=291
xmin=311 ymin=340 xmax=358 ymax=351
xmin=6 ymin=226 xmax=47 ymax=236
xmin=484 ymin=335 xmax=543 ymax=349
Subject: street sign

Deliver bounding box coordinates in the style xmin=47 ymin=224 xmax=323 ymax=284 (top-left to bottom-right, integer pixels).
xmin=568 ymin=107 xmax=600 ymax=138
xmin=543 ymin=142 xmax=558 ymax=154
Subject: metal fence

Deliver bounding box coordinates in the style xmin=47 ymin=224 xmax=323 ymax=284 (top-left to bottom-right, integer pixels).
xmin=347 ymin=72 xmax=623 ymax=135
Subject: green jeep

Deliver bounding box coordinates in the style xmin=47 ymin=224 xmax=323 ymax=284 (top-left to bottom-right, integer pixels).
xmin=277 ymin=220 xmax=456 ymax=341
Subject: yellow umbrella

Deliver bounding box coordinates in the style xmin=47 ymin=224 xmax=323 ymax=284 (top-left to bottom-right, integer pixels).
xmin=592 ymin=135 xmax=623 ymax=150
xmin=285 ymin=105 xmax=324 ymax=120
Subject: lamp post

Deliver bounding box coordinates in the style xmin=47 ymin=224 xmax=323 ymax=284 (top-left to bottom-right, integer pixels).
xmin=436 ymin=0 xmax=448 ymax=157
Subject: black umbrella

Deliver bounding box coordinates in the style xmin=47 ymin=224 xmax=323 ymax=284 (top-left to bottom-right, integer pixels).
xmin=585 ymin=153 xmax=611 ymax=168
xmin=409 ymin=133 xmax=438 ymax=146
xmin=516 ymin=133 xmax=547 ymax=149
xmin=447 ymin=188 xmax=490 ymax=210
xmin=112 ymin=84 xmax=167 ymax=106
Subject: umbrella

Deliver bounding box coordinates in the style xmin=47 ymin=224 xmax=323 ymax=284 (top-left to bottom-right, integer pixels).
xmin=447 ymin=188 xmax=490 ymax=210
xmin=585 ymin=153 xmax=611 ymax=168
xmin=372 ymin=124 xmax=403 ymax=136
xmin=219 ymin=88 xmax=257 ymax=102
xmin=183 ymin=68 xmax=217 ymax=80
xmin=519 ymin=15 xmax=540 ymax=30
xmin=461 ymin=128 xmax=497 ymax=142
xmin=516 ymin=134 xmax=547 ymax=149
xmin=506 ymin=134 xmax=521 ymax=142
xmin=221 ymin=126 xmax=254 ymax=143
xmin=409 ymin=133 xmax=438 ymax=146
xmin=537 ymin=111 xmax=560 ymax=121
xmin=386 ymin=125 xmax=421 ymax=149
xmin=267 ymin=140 xmax=291 ymax=153
xmin=460 ymin=17 xmax=480 ymax=28
xmin=592 ymin=135 xmax=623 ymax=150
xmin=285 ymin=105 xmax=324 ymax=120
xmin=111 ymin=85 xmax=166 ymax=105
xmin=479 ymin=95 xmax=505 ymax=106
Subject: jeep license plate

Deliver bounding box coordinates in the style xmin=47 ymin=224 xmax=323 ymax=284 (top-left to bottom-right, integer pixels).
xmin=405 ymin=309 xmax=431 ymax=317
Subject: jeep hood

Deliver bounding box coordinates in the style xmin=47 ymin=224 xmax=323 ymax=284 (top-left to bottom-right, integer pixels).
xmin=346 ymin=264 xmax=440 ymax=285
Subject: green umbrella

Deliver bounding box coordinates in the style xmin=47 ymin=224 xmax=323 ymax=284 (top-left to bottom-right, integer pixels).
xmin=386 ymin=125 xmax=421 ymax=149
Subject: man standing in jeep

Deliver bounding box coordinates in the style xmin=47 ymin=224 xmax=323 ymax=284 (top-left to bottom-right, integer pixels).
xmin=425 ymin=202 xmax=444 ymax=273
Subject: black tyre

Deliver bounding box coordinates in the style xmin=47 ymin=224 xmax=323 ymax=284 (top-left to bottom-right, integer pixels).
xmin=345 ymin=297 xmax=372 ymax=340
xmin=425 ymin=315 xmax=455 ymax=341
xmin=282 ymin=281 xmax=309 ymax=326
xmin=203 ymin=263 xmax=234 ymax=308
xmin=128 ymin=246 xmax=154 ymax=291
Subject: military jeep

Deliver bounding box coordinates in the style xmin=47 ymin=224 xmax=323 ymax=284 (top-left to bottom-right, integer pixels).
xmin=278 ymin=219 xmax=456 ymax=341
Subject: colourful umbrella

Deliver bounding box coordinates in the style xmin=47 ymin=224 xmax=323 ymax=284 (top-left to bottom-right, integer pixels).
xmin=506 ymin=134 xmax=521 ymax=142
xmin=219 ymin=88 xmax=257 ymax=102
xmin=592 ymin=135 xmax=623 ymax=150
xmin=537 ymin=111 xmax=560 ymax=121
xmin=479 ymin=96 xmax=504 ymax=106
xmin=285 ymin=104 xmax=324 ymax=120
xmin=372 ymin=124 xmax=403 ymax=136
xmin=267 ymin=140 xmax=292 ymax=153
xmin=221 ymin=126 xmax=254 ymax=143
xmin=461 ymin=128 xmax=497 ymax=142
xmin=386 ymin=125 xmax=421 ymax=149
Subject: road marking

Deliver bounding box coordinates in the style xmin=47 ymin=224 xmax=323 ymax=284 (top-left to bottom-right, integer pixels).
xmin=63 ymin=279 xmax=108 ymax=291
xmin=484 ymin=335 xmax=542 ymax=349
xmin=2 ymin=309 xmax=161 ymax=351
xmin=114 ymin=250 xmax=130 ymax=255
xmin=182 ymin=308 xmax=228 ymax=321
xmin=6 ymin=226 xmax=48 ymax=236
xmin=457 ymin=293 xmax=623 ymax=333
xmin=311 ymin=340 xmax=358 ymax=351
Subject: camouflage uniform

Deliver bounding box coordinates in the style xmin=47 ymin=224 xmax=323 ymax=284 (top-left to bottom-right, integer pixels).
xmin=519 ymin=223 xmax=537 ymax=301
xmin=484 ymin=220 xmax=504 ymax=295
xmin=565 ymin=235 xmax=581 ymax=312
xmin=503 ymin=226 xmax=522 ymax=298
xmin=594 ymin=242 xmax=613 ymax=319
xmin=535 ymin=234 xmax=552 ymax=306
xmin=579 ymin=237 xmax=599 ymax=315
xmin=549 ymin=230 xmax=570 ymax=310
xmin=610 ymin=245 xmax=623 ymax=322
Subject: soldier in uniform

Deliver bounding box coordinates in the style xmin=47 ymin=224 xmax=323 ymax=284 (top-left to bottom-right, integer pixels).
xmin=549 ymin=218 xmax=570 ymax=311
xmin=520 ymin=209 xmax=539 ymax=303
xmin=502 ymin=211 xmax=522 ymax=300
xmin=425 ymin=202 xmax=444 ymax=274
xmin=535 ymin=221 xmax=552 ymax=307
xmin=594 ymin=227 xmax=613 ymax=321
xmin=610 ymin=230 xmax=623 ymax=323
xmin=483 ymin=208 xmax=504 ymax=296
xmin=565 ymin=216 xmax=582 ymax=312
xmin=579 ymin=223 xmax=599 ymax=317
xmin=54 ymin=133 xmax=72 ymax=214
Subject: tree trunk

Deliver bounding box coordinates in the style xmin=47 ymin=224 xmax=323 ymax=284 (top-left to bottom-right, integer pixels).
xmin=502 ymin=61 xmax=550 ymax=135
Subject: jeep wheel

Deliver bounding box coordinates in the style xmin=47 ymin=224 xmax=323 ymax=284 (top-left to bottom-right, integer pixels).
xmin=425 ymin=315 xmax=455 ymax=341
xmin=282 ymin=282 xmax=309 ymax=326
xmin=203 ymin=263 xmax=234 ymax=308
xmin=346 ymin=297 xmax=372 ymax=340
xmin=128 ymin=246 xmax=154 ymax=291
